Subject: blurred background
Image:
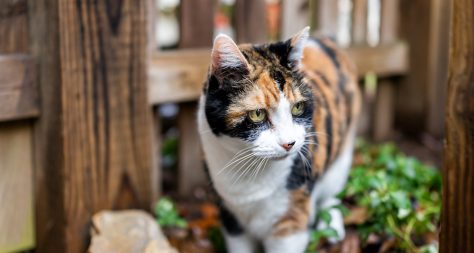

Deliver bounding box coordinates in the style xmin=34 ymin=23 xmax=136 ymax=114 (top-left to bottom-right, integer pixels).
xmin=151 ymin=0 xmax=449 ymax=196
xmin=0 ymin=0 xmax=451 ymax=252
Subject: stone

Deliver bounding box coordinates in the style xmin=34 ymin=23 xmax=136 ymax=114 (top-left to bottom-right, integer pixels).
xmin=88 ymin=210 xmax=178 ymax=253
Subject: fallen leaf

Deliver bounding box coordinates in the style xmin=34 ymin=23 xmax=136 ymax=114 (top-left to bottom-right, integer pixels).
xmin=344 ymin=207 xmax=369 ymax=225
xmin=379 ymin=237 xmax=397 ymax=252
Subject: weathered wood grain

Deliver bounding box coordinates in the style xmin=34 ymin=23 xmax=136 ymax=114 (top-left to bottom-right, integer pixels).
xmin=426 ymin=0 xmax=451 ymax=137
xmin=373 ymin=80 xmax=395 ymax=141
xmin=29 ymin=0 xmax=156 ymax=252
xmin=177 ymin=102 xmax=207 ymax=196
xmin=176 ymin=0 xmax=213 ymax=196
xmin=0 ymin=0 xmax=28 ymax=53
xmin=440 ymin=0 xmax=474 ymax=251
xmin=0 ymin=55 xmax=38 ymax=122
xmin=316 ymin=0 xmax=338 ymax=37
xmin=148 ymin=43 xmax=408 ymax=104
xmin=396 ymin=0 xmax=433 ymax=133
xmin=281 ymin=0 xmax=309 ymax=40
xmin=235 ymin=0 xmax=267 ymax=43
xmin=352 ymin=0 xmax=367 ymax=45
xmin=179 ymin=0 xmax=215 ymax=48
xmin=380 ymin=0 xmax=399 ymax=44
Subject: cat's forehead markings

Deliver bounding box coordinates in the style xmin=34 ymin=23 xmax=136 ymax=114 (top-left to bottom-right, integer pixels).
xmin=256 ymin=71 xmax=280 ymax=105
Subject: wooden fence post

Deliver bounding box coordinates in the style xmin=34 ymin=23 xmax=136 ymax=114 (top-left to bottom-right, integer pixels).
xmin=372 ymin=0 xmax=399 ymax=141
xmin=29 ymin=0 xmax=156 ymax=252
xmin=0 ymin=1 xmax=36 ymax=251
xmin=440 ymin=0 xmax=474 ymax=251
xmin=235 ymin=0 xmax=267 ymax=43
xmin=426 ymin=0 xmax=451 ymax=137
xmin=177 ymin=0 xmax=214 ymax=196
xmin=179 ymin=0 xmax=215 ymax=48
xmin=281 ymin=0 xmax=309 ymax=40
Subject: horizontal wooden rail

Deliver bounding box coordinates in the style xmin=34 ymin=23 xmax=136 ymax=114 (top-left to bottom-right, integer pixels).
xmin=0 ymin=54 xmax=38 ymax=122
xmin=148 ymin=42 xmax=408 ymax=104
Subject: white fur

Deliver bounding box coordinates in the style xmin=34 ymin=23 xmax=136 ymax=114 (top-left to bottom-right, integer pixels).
xmin=223 ymin=232 xmax=257 ymax=253
xmin=264 ymin=231 xmax=309 ymax=253
xmin=288 ymin=26 xmax=310 ymax=67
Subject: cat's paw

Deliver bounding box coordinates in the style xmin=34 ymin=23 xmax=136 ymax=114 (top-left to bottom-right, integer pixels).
xmin=316 ymin=208 xmax=345 ymax=243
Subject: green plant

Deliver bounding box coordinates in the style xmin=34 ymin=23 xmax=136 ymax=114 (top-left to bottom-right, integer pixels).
xmin=340 ymin=140 xmax=441 ymax=252
xmin=154 ymin=197 xmax=187 ymax=228
xmin=306 ymin=208 xmax=339 ymax=253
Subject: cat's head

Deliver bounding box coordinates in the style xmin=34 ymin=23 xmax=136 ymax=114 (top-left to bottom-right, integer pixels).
xmin=202 ymin=27 xmax=314 ymax=159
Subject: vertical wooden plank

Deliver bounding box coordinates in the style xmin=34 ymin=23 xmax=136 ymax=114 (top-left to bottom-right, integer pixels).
xmin=372 ymin=80 xmax=395 ymax=141
xmin=371 ymin=0 xmax=399 ymax=140
xmin=352 ymin=0 xmax=367 ymax=45
xmin=153 ymin=108 xmax=163 ymax=198
xmin=235 ymin=0 xmax=267 ymax=43
xmin=317 ymin=0 xmax=339 ymax=36
xmin=380 ymin=0 xmax=399 ymax=44
xmin=440 ymin=0 xmax=474 ymax=251
xmin=177 ymin=102 xmax=206 ymax=196
xmin=30 ymin=0 xmax=156 ymax=252
xmin=395 ymin=0 xmax=433 ymax=133
xmin=0 ymin=55 xmax=39 ymax=121
xmin=281 ymin=0 xmax=308 ymax=40
xmin=29 ymin=0 xmax=65 ymax=251
xmin=177 ymin=0 xmax=213 ymax=196
xmin=179 ymin=0 xmax=215 ymax=48
xmin=0 ymin=122 xmax=35 ymax=252
xmin=0 ymin=0 xmax=28 ymax=53
xmin=426 ymin=0 xmax=451 ymax=137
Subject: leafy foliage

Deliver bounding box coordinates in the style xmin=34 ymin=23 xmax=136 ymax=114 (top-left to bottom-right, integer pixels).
xmin=154 ymin=197 xmax=188 ymax=228
xmin=340 ymin=140 xmax=441 ymax=251
xmin=306 ymin=140 xmax=441 ymax=252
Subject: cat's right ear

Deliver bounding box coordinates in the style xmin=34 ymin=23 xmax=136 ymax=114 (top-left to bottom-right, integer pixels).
xmin=210 ymin=34 xmax=249 ymax=75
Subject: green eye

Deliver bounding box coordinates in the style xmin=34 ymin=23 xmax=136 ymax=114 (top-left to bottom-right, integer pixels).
xmin=291 ymin=102 xmax=305 ymax=116
xmin=248 ymin=109 xmax=266 ymax=123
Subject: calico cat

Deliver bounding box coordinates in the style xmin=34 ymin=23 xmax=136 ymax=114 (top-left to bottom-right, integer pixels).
xmin=197 ymin=27 xmax=361 ymax=253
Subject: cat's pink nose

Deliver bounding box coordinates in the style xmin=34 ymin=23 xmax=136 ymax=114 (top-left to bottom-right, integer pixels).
xmin=281 ymin=141 xmax=296 ymax=151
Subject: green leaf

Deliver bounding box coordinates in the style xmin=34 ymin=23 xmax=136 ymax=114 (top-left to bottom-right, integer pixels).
xmin=318 ymin=209 xmax=332 ymax=225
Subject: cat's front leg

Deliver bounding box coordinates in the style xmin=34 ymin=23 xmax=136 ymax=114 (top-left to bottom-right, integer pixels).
xmin=263 ymin=230 xmax=309 ymax=253
xmin=220 ymin=205 xmax=257 ymax=253
xmin=223 ymin=231 xmax=257 ymax=253
xmin=316 ymin=197 xmax=345 ymax=243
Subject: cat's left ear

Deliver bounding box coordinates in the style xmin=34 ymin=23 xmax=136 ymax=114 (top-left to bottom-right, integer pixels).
xmin=210 ymin=34 xmax=249 ymax=75
xmin=286 ymin=26 xmax=310 ymax=68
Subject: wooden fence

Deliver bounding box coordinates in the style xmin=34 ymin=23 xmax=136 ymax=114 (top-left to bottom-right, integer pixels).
xmin=150 ymin=0 xmax=410 ymax=197
xmin=0 ymin=0 xmax=450 ymax=252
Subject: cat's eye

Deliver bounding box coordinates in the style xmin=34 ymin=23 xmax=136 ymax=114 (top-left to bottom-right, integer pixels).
xmin=291 ymin=102 xmax=305 ymax=116
xmin=248 ymin=109 xmax=266 ymax=123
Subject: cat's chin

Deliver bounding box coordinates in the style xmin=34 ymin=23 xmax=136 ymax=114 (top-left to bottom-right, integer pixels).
xmin=258 ymin=153 xmax=292 ymax=160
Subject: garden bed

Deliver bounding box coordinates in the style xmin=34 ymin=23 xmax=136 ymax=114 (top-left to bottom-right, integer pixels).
xmin=154 ymin=140 xmax=441 ymax=253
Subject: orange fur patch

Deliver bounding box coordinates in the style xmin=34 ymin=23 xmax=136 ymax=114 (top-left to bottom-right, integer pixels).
xmin=272 ymin=188 xmax=311 ymax=237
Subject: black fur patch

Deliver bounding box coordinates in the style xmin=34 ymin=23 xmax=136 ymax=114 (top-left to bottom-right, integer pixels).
xmin=219 ymin=204 xmax=244 ymax=235
xmin=267 ymin=40 xmax=293 ymax=69
xmin=204 ymin=71 xmax=272 ymax=141
xmin=271 ymin=70 xmax=286 ymax=91
xmin=286 ymin=143 xmax=317 ymax=191
xmin=325 ymin=113 xmax=333 ymax=167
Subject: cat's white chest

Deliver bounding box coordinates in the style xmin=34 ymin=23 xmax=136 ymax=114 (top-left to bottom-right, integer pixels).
xmin=225 ymin=185 xmax=291 ymax=239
